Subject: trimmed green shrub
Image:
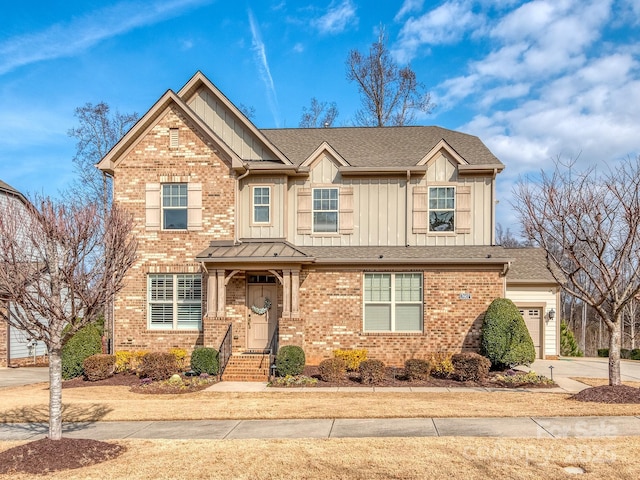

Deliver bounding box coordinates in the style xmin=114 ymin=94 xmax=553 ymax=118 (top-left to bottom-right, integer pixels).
xmin=404 ymin=358 xmax=431 ymax=380
xmin=140 ymin=352 xmax=179 ymax=381
xmin=82 ymin=354 xmax=116 ymax=381
xmin=358 ymin=359 xmax=385 ymax=384
xmin=451 ymin=352 xmax=491 ymax=381
xmin=61 ymin=323 xmax=103 ymax=380
xmin=276 ymin=345 xmax=306 ymax=376
xmin=560 ymin=322 xmax=583 ymax=357
xmin=631 ymin=349 xmax=640 ymax=361
xmin=597 ymin=348 xmax=609 ymax=357
xmin=621 ymin=348 xmax=631 ymax=359
xmin=318 ymin=357 xmax=347 ymax=382
xmin=190 ymin=347 xmax=219 ymax=375
xmin=481 ymin=298 xmax=536 ymax=369
xmin=333 ymin=349 xmax=367 ymax=371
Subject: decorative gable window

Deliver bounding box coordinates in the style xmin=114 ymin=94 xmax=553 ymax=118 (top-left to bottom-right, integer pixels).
xmin=429 ymin=187 xmax=455 ymax=232
xmin=148 ymin=274 xmax=202 ymax=330
xmin=162 ymin=184 xmax=187 ymax=229
xmin=145 ymin=182 xmax=202 ymax=231
xmin=253 ymin=186 xmax=271 ymax=224
xmin=363 ymin=273 xmax=423 ymax=332
xmin=312 ymin=188 xmax=339 ymax=233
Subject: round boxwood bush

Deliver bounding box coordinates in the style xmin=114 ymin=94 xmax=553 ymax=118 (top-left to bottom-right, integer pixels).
xmin=318 ymin=357 xmax=347 ymax=382
xmin=358 ymin=359 xmax=386 ymax=384
xmin=481 ymin=298 xmax=536 ymax=369
xmin=190 ymin=347 xmax=219 ymax=375
xmin=404 ymin=358 xmax=431 ymax=380
xmin=61 ymin=323 xmax=103 ymax=380
xmin=275 ymin=345 xmax=305 ymax=376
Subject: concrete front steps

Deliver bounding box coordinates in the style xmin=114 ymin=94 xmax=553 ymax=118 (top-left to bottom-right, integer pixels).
xmin=221 ymin=353 xmax=271 ymax=382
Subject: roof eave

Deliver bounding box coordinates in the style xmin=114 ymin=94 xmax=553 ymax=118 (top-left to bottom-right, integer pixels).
xmin=339 ymin=166 xmax=429 ymax=176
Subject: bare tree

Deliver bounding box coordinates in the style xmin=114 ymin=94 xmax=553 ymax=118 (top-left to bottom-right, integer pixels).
xmin=514 ymin=158 xmax=640 ymax=385
xmin=68 ymin=102 xmax=138 ymax=206
xmin=346 ymin=26 xmax=434 ymax=127
xmin=495 ymin=223 xmax=532 ymax=247
xmin=0 ymin=196 xmax=137 ymax=440
xmin=299 ymin=98 xmax=339 ymax=128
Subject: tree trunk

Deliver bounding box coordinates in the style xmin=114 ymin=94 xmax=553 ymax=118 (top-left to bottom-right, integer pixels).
xmin=48 ymin=348 xmax=63 ymax=440
xmin=608 ymin=320 xmax=622 ymax=386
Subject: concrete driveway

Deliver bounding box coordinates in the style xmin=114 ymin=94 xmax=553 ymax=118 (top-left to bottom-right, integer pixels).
xmin=530 ymin=357 xmax=640 ymax=382
xmin=0 ymin=367 xmax=49 ymax=388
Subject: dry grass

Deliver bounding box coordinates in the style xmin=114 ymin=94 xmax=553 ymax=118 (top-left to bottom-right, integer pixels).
xmin=0 ymin=437 xmax=638 ymax=479
xmin=572 ymin=377 xmax=640 ymax=388
xmin=2 ymin=383 xmax=640 ymax=423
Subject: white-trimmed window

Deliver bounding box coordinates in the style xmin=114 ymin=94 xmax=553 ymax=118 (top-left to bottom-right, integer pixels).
xmin=148 ymin=274 xmax=202 ymax=330
xmin=364 ymin=273 xmax=423 ymax=332
xmin=253 ymin=186 xmax=271 ymax=224
xmin=162 ymin=184 xmax=187 ymax=230
xmin=429 ymin=187 xmax=455 ymax=232
xmin=313 ymin=188 xmax=339 ymax=233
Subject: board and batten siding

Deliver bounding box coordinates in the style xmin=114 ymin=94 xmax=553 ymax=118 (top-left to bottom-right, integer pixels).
xmin=239 ymin=177 xmax=287 ymax=238
xmin=506 ymin=285 xmax=560 ymax=358
xmin=188 ymin=88 xmax=277 ymax=161
xmin=284 ymin=154 xmax=494 ymax=247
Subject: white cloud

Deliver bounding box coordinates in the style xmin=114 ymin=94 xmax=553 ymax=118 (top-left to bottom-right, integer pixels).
xmin=394 ymin=0 xmax=424 ymax=21
xmin=393 ymin=0 xmax=483 ymax=63
xmin=248 ymin=9 xmax=280 ymax=127
xmin=292 ymin=43 xmax=305 ymax=54
xmin=312 ymin=0 xmax=358 ymax=35
xmin=0 ymin=0 xmax=211 ymax=75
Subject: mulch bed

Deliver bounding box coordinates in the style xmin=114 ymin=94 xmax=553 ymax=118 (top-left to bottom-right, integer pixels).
xmin=571 ymin=385 xmax=640 ymax=404
xmin=298 ymin=366 xmax=555 ymax=389
xmin=62 ymin=372 xmax=216 ymax=394
xmin=0 ymin=438 xmax=125 ymax=475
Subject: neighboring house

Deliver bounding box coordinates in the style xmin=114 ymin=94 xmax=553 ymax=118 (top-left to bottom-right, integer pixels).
xmin=0 ymin=179 xmax=48 ymax=367
xmin=97 ymin=71 xmax=559 ymax=378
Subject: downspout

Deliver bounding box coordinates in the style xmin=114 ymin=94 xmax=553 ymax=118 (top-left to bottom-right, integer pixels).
xmin=491 ymin=168 xmax=497 ymax=245
xmin=235 ymin=164 xmax=251 ymax=245
xmin=103 ymin=171 xmax=115 ymax=355
xmin=405 ymin=170 xmax=410 ymax=246
xmin=502 ymin=261 xmax=511 ymax=297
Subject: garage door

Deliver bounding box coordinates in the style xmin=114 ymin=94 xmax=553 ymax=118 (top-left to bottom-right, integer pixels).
xmin=519 ymin=308 xmax=542 ymax=359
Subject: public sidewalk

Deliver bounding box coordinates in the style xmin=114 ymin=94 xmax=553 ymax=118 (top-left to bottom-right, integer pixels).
xmin=2 ymin=416 xmax=640 ymax=441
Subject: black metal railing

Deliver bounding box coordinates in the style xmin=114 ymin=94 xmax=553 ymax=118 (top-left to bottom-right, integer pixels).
xmin=266 ymin=321 xmax=279 ymax=378
xmin=217 ymin=323 xmax=232 ymax=380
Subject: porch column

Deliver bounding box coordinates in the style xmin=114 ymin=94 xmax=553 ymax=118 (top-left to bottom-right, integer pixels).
xmin=216 ymin=269 xmax=226 ymax=317
xmin=291 ymin=269 xmax=300 ymax=317
xmin=206 ymin=273 xmax=217 ymax=317
xmin=282 ymin=269 xmax=291 ymax=318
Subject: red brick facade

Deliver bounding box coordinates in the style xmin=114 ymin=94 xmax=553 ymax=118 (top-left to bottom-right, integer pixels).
xmin=112 ymin=106 xmax=235 ymax=354
xmin=279 ymin=268 xmax=504 ymax=365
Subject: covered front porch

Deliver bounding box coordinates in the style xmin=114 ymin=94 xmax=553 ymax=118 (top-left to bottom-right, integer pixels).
xmin=197 ymin=240 xmax=312 ymax=379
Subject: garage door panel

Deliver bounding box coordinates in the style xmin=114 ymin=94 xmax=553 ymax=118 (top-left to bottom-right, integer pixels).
xmin=519 ymin=308 xmax=541 ymax=358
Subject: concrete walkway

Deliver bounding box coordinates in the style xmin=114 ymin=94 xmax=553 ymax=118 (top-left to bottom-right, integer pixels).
xmin=0 ymin=367 xmax=48 ymax=388
xmin=2 ymin=416 xmax=640 ymax=441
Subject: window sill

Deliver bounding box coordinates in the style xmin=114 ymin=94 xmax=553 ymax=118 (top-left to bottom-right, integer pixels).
xmin=361 ymin=331 xmax=424 ymax=336
xmin=147 ymin=328 xmax=202 ymax=333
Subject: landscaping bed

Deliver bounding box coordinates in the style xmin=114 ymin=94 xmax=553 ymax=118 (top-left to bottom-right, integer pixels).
xmin=62 ymin=372 xmax=216 ymax=394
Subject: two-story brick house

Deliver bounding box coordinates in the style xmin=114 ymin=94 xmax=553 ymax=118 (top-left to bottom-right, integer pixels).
xmin=97 ymin=71 xmax=559 ymax=378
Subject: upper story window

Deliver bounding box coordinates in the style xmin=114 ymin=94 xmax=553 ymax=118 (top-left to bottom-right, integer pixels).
xmin=253 ymin=186 xmax=271 ymax=224
xmin=162 ymin=184 xmax=187 ymax=230
xmin=363 ymin=273 xmax=423 ymax=332
xmin=148 ymin=273 xmax=202 ymax=330
xmin=313 ymin=188 xmax=339 ymax=233
xmin=429 ymin=187 xmax=455 ymax=232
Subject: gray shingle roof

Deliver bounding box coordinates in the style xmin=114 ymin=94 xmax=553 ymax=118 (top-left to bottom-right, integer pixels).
xmin=0 ymin=179 xmax=20 ymax=195
xmin=261 ymin=126 xmax=503 ymax=168
xmin=503 ymin=247 xmax=558 ymax=283
xmin=196 ymin=242 xmax=557 ymax=283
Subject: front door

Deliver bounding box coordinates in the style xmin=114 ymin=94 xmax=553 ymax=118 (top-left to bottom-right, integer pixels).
xmin=247 ymin=284 xmax=277 ymax=351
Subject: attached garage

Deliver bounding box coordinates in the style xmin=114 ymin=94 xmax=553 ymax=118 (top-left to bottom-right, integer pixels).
xmin=505 ymin=248 xmax=560 ymax=359
xmin=519 ymin=307 xmax=542 ymax=359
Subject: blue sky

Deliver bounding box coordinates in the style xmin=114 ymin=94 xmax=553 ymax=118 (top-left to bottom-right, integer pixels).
xmin=1 ymin=0 xmax=639 ymax=231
